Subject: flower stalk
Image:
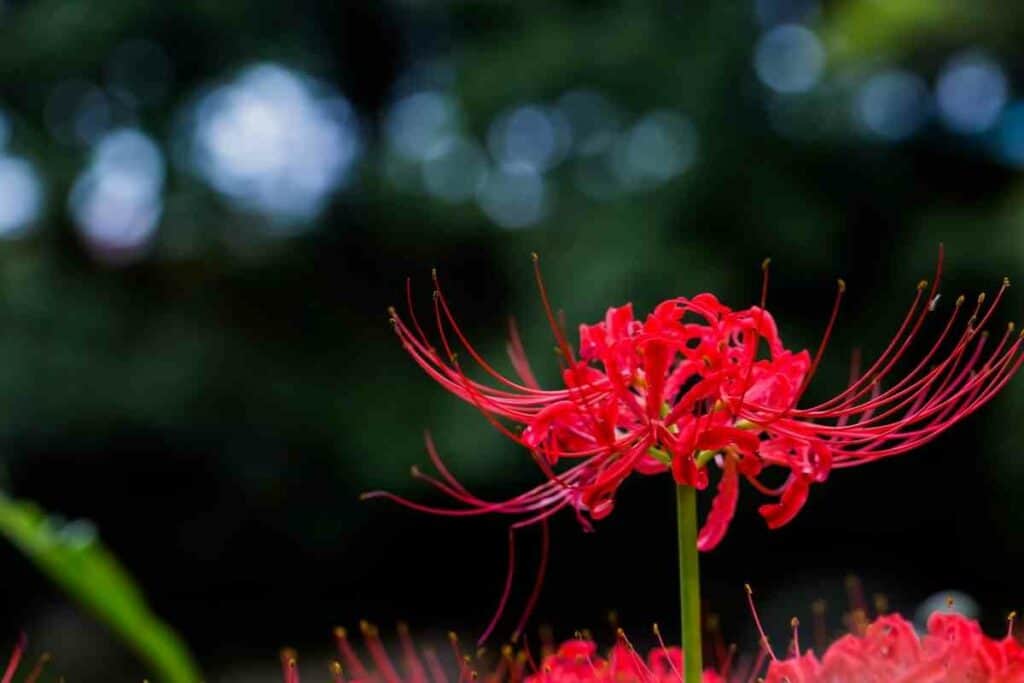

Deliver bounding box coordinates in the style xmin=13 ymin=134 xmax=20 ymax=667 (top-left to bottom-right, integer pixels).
xmin=676 ymin=482 xmax=702 ymax=683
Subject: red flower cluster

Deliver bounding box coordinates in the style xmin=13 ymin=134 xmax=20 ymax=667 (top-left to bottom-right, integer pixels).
xmin=761 ymin=611 xmax=1024 ymax=683
xmin=280 ymin=611 xmax=1024 ymax=682
xmin=373 ymin=253 xmax=1021 ymax=550
xmin=523 ymin=637 xmax=715 ymax=683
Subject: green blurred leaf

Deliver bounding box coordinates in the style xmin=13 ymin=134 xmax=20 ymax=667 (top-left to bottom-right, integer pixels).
xmin=0 ymin=495 xmax=201 ymax=683
xmin=823 ymin=0 xmax=976 ymax=63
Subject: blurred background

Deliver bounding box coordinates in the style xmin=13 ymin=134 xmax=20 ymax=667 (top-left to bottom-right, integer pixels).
xmin=1 ymin=0 xmax=1024 ymax=679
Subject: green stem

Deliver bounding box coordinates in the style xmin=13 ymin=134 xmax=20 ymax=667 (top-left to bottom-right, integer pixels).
xmin=675 ymin=483 xmax=703 ymax=683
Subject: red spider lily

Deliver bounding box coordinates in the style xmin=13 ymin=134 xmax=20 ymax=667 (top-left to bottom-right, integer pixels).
xmin=280 ymin=610 xmax=1024 ymax=682
xmin=366 ymin=249 xmax=1023 ymax=640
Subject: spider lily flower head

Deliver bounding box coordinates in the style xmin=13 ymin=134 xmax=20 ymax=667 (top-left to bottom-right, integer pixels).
xmin=372 ymin=249 xmax=1022 ymax=545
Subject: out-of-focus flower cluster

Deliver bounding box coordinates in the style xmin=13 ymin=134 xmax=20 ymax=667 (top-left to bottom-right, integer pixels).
xmin=281 ymin=610 xmax=1024 ymax=682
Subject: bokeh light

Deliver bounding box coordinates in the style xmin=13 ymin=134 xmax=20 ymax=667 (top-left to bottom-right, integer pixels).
xmin=0 ymin=156 xmax=44 ymax=238
xmin=613 ymin=110 xmax=698 ymax=187
xmin=486 ymin=104 xmax=570 ymax=173
xmin=0 ymin=110 xmax=10 ymax=150
xmin=856 ymin=69 xmax=931 ymax=141
xmin=995 ymin=102 xmax=1024 ymax=167
xmin=754 ymin=24 xmax=826 ymax=94
xmin=69 ymin=128 xmax=164 ymax=261
xmin=385 ymin=90 xmax=462 ymax=162
xmin=557 ymin=90 xmax=621 ymax=157
xmin=935 ymin=51 xmax=1008 ymax=134
xmin=477 ymin=163 xmax=546 ymax=229
xmin=45 ymin=81 xmax=116 ymax=146
xmin=754 ymin=0 xmax=819 ymax=28
xmin=421 ymin=135 xmax=488 ymax=203
xmin=185 ymin=63 xmax=361 ymax=227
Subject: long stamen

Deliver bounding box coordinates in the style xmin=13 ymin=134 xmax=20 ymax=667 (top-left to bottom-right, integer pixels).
xmin=1 ymin=634 xmax=26 ymax=683
xmin=512 ymin=518 xmax=551 ymax=641
xmin=652 ymin=622 xmax=683 ymax=682
xmin=745 ymin=584 xmax=777 ymax=662
xmin=531 ymin=253 xmax=576 ymax=366
xmin=478 ymin=528 xmax=519 ymax=645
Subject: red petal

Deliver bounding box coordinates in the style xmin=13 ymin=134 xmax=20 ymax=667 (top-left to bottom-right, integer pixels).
xmin=642 ymin=339 xmax=671 ymax=419
xmin=758 ymin=475 xmax=811 ymax=529
xmin=697 ymin=457 xmax=739 ymax=551
xmin=522 ymin=401 xmax=578 ymax=449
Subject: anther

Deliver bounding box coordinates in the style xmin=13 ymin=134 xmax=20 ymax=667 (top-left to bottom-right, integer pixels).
xmin=956 ymin=295 xmax=966 ymax=307
xmin=837 ymin=278 xmax=846 ymax=293
xmin=917 ymin=279 xmax=929 ymax=291
xmin=1009 ymin=322 xmax=1016 ymax=333
xmin=530 ymin=252 xmax=539 ymax=263
xmin=762 ymin=257 xmax=771 ymax=271
xmin=979 ymin=292 xmax=987 ymax=304
xmin=946 ymin=595 xmax=955 ymax=609
xmin=1004 ymin=277 xmax=1011 ymax=287
xmin=791 ymin=617 xmax=799 ymax=628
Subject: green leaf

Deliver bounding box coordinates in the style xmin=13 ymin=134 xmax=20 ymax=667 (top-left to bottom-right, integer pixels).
xmin=822 ymin=0 xmax=977 ymax=64
xmin=0 ymin=494 xmax=201 ymax=682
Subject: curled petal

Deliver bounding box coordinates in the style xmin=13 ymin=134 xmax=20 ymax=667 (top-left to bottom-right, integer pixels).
xmin=697 ymin=457 xmax=739 ymax=552
xmin=697 ymin=426 xmax=761 ymax=455
xmin=522 ymin=401 xmax=579 ymax=450
xmin=809 ymin=440 xmax=833 ymax=482
xmin=758 ymin=475 xmax=811 ymax=529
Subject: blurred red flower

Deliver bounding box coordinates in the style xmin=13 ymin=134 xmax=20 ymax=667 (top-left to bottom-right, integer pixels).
xmin=281 ymin=610 xmax=1024 ymax=682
